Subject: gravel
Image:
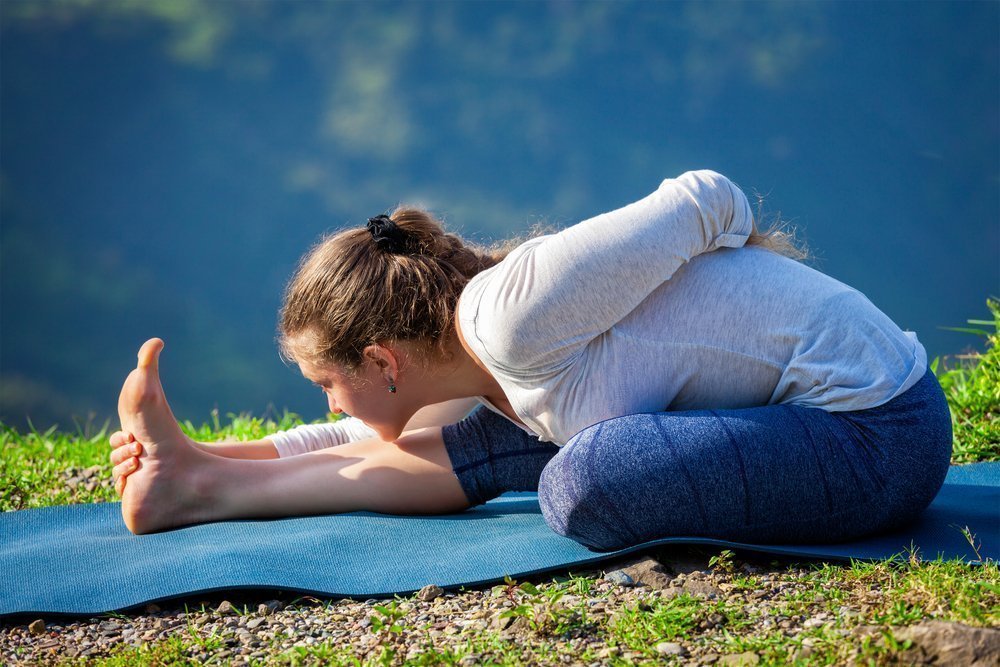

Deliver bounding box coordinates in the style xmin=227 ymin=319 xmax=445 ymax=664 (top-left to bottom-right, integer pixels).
xmin=2 ymin=550 xmax=995 ymax=666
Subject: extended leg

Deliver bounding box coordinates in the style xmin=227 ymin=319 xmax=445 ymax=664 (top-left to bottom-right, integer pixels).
xmin=116 ymin=338 xmax=468 ymax=534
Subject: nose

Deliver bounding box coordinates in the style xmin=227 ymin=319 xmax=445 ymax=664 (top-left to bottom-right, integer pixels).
xmin=326 ymin=393 xmax=342 ymax=415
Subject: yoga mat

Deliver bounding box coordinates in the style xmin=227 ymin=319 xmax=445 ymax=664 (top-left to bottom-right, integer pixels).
xmin=1 ymin=463 xmax=997 ymax=617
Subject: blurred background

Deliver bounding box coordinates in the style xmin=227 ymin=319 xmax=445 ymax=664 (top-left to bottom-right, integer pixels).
xmin=1 ymin=0 xmax=997 ymax=431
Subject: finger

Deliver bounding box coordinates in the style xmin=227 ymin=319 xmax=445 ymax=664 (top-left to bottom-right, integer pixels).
xmin=115 ymin=475 xmax=125 ymax=497
xmin=110 ymin=442 xmax=142 ymax=466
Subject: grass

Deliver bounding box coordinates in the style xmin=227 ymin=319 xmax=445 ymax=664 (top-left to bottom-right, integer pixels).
xmin=2 ymin=300 xmax=999 ymax=665
xmin=932 ymin=297 xmax=1000 ymax=462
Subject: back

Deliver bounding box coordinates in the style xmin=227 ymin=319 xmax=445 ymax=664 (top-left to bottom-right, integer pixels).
xmin=514 ymin=246 xmax=926 ymax=444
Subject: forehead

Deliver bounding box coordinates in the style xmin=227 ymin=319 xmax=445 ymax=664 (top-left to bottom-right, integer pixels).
xmin=297 ymin=359 xmax=351 ymax=384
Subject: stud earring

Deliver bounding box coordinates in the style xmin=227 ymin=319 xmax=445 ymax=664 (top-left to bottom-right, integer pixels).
xmin=388 ymin=380 xmax=397 ymax=394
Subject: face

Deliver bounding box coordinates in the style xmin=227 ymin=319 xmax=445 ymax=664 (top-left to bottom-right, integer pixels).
xmin=297 ymin=356 xmax=411 ymax=442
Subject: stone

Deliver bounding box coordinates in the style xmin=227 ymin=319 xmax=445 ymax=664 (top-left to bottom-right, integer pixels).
xmin=144 ymin=603 xmax=161 ymax=614
xmin=892 ymin=621 xmax=1000 ymax=667
xmin=791 ymin=646 xmax=814 ymax=662
xmin=28 ymin=619 xmax=46 ymax=635
xmin=718 ymin=652 xmax=760 ymax=666
xmin=418 ymin=584 xmax=444 ymax=601
xmin=603 ymin=570 xmax=635 ymax=587
xmin=245 ymin=618 xmax=265 ymax=630
xmin=681 ymin=579 xmax=722 ymax=599
xmin=660 ymin=552 xmax=710 ymax=576
xmin=215 ymin=600 xmax=236 ymax=615
xmin=620 ymin=556 xmax=675 ymax=590
xmin=655 ymin=641 xmax=687 ymax=656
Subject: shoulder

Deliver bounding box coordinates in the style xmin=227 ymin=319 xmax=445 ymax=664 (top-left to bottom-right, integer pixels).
xmin=455 ymin=236 xmax=556 ymax=371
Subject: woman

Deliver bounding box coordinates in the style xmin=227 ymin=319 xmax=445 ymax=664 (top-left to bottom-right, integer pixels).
xmin=110 ymin=170 xmax=952 ymax=548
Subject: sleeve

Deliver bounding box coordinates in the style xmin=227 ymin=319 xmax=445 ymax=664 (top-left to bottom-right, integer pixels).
xmin=461 ymin=169 xmax=754 ymax=371
xmin=269 ymin=417 xmax=379 ymax=458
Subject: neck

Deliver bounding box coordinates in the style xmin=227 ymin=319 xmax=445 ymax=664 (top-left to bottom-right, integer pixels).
xmin=433 ymin=334 xmax=504 ymax=403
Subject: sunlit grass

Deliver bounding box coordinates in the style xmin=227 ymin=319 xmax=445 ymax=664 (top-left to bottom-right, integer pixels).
xmin=932 ymin=298 xmax=1000 ymax=463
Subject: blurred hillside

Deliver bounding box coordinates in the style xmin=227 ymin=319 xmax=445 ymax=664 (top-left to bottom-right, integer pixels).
xmin=1 ymin=1 xmax=997 ymax=429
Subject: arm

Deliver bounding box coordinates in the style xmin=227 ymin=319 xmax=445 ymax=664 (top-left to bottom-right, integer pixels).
xmin=267 ymin=397 xmax=480 ymax=457
xmin=199 ymin=397 xmax=482 ymax=459
xmin=461 ymin=170 xmax=754 ymax=371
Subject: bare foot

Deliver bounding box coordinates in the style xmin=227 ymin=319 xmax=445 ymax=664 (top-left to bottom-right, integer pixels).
xmin=116 ymin=338 xmax=212 ymax=534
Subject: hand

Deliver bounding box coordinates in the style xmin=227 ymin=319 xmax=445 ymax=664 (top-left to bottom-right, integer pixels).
xmin=108 ymin=430 xmax=143 ymax=497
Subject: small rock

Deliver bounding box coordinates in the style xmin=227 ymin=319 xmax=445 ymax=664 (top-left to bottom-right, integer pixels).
xmin=621 ymin=556 xmax=675 ymax=590
xmin=493 ymin=613 xmax=515 ymax=630
xmin=893 ymin=620 xmax=1000 ymax=667
xmin=662 ymin=553 xmax=710 ymax=575
xmin=144 ymin=603 xmax=161 ymax=614
xmin=681 ymin=579 xmax=722 ymax=599
xmin=655 ymin=641 xmax=687 ymax=656
xmin=216 ymin=600 xmax=236 ymax=615
xmin=718 ymin=652 xmax=760 ymax=666
xmin=418 ymin=584 xmax=444 ymax=601
xmin=261 ymin=599 xmax=284 ymax=613
xmin=791 ymin=646 xmax=814 ymax=662
xmin=603 ymin=570 xmax=635 ymax=587
xmin=81 ymin=465 xmax=102 ymax=480
xmin=98 ymin=620 xmax=121 ymax=633
xmin=28 ymin=619 xmax=46 ymax=635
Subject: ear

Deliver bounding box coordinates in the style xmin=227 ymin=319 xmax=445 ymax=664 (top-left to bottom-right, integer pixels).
xmin=361 ymin=343 xmax=399 ymax=377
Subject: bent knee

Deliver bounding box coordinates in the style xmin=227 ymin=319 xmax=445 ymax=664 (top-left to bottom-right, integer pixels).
xmin=537 ymin=435 xmax=636 ymax=551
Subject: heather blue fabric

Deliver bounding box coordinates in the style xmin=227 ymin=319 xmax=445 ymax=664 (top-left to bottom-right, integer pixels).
xmin=445 ymin=369 xmax=954 ymax=551
xmin=0 ymin=462 xmax=995 ymax=617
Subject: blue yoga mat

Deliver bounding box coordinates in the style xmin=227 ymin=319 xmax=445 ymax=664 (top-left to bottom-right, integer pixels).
xmin=1 ymin=463 xmax=997 ymax=617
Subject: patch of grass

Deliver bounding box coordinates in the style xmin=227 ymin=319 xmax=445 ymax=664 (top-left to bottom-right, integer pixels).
xmin=933 ymin=298 xmax=1000 ymax=463
xmin=0 ymin=410 xmax=311 ymax=512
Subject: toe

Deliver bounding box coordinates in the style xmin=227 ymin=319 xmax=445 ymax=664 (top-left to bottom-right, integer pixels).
xmin=113 ymin=457 xmax=138 ymax=482
xmin=137 ymin=338 xmax=164 ymax=370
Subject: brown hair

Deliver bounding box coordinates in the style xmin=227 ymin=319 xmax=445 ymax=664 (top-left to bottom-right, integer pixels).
xmin=745 ymin=193 xmax=810 ymax=262
xmin=279 ymin=207 xmax=517 ymax=373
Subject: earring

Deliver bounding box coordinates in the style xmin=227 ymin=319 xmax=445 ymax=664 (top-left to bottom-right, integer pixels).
xmin=388 ymin=380 xmax=397 ymax=394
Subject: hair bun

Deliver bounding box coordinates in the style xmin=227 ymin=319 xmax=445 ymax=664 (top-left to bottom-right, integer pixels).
xmin=367 ymin=214 xmax=414 ymax=254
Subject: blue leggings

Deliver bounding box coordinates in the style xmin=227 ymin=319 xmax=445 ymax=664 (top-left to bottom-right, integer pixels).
xmin=442 ymin=369 xmax=953 ymax=551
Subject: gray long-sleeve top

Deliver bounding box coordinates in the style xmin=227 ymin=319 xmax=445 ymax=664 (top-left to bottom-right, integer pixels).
xmin=271 ymin=169 xmax=927 ymax=453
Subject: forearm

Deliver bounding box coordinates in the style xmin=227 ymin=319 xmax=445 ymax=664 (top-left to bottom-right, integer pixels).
xmin=190 ymin=399 xmax=480 ymax=461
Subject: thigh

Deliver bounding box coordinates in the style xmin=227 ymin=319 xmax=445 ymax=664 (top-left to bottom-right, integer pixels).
xmin=442 ymin=406 xmax=560 ymax=506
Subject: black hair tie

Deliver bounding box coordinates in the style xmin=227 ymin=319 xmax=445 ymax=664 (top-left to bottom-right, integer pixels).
xmin=367 ymin=214 xmax=412 ymax=254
